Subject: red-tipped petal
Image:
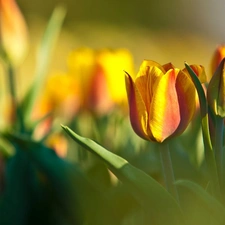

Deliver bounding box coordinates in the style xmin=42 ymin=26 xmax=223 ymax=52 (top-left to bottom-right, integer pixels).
xmin=125 ymin=73 xmax=150 ymax=140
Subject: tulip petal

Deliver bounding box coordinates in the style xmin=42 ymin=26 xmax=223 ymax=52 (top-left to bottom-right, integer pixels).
xmin=0 ymin=0 xmax=29 ymax=64
xmin=208 ymin=58 xmax=225 ymax=117
xmin=135 ymin=66 xmax=164 ymax=112
xmin=182 ymin=65 xmax=207 ymax=83
xmin=125 ymin=73 xmax=150 ymax=140
xmin=175 ymin=70 xmax=196 ymax=134
xmin=149 ymin=69 xmax=181 ymax=142
xmin=136 ymin=60 xmax=165 ymax=79
xmin=211 ymin=45 xmax=225 ymax=76
xmin=162 ymin=63 xmax=176 ymax=72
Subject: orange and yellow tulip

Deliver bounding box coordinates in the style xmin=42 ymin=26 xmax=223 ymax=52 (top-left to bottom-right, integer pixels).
xmin=125 ymin=60 xmax=197 ymax=143
xmin=68 ymin=47 xmax=134 ymax=114
xmin=0 ymin=0 xmax=28 ymax=65
xmin=211 ymin=44 xmax=225 ymax=77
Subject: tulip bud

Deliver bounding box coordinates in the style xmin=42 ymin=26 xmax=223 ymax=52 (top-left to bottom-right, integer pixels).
xmin=211 ymin=44 xmax=225 ymax=76
xmin=207 ymin=58 xmax=225 ymax=117
xmin=0 ymin=0 xmax=29 ymax=65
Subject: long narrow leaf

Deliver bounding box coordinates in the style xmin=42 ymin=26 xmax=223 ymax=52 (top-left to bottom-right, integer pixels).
xmin=185 ymin=63 xmax=221 ymax=200
xmin=62 ymin=125 xmax=186 ymax=225
xmin=21 ymin=6 xmax=66 ymax=123
xmin=176 ymin=180 xmax=225 ymax=225
xmin=0 ymin=150 xmax=30 ymax=225
xmin=3 ymin=132 xmax=83 ymax=225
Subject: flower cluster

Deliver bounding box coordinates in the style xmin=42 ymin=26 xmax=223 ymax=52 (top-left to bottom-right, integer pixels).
xmin=34 ymin=48 xmax=134 ymax=123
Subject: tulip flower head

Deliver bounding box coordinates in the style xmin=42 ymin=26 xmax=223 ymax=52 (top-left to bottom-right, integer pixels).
xmin=68 ymin=47 xmax=134 ymax=114
xmin=207 ymin=58 xmax=225 ymax=118
xmin=0 ymin=0 xmax=28 ymax=65
xmin=211 ymin=44 xmax=225 ymax=76
xmin=125 ymin=60 xmax=196 ymax=143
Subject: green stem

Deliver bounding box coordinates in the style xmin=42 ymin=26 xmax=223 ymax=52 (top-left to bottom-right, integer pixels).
xmin=214 ymin=116 xmax=224 ymax=190
xmin=8 ymin=64 xmax=16 ymax=113
xmin=7 ymin=62 xmax=25 ymax=133
xmin=160 ymin=141 xmax=179 ymax=203
xmin=201 ymin=115 xmax=221 ymax=200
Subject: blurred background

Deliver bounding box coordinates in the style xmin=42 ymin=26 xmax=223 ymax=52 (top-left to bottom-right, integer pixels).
xmin=1 ymin=0 xmax=224 ymax=127
xmin=1 ymin=2 xmax=223 ymax=224
xmin=15 ymin=0 xmax=225 ymax=91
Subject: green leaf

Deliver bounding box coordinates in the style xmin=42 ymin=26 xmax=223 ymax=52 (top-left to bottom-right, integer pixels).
xmin=0 ymin=149 xmax=31 ymax=225
xmin=4 ymin=133 xmax=124 ymax=225
xmin=184 ymin=63 xmax=207 ymax=118
xmin=185 ymin=63 xmax=221 ymax=200
xmin=4 ymin=133 xmax=83 ymax=225
xmin=21 ymin=6 xmax=66 ymax=124
xmin=207 ymin=58 xmax=225 ymax=117
xmin=176 ymin=180 xmax=225 ymax=225
xmin=62 ymin=125 xmax=186 ymax=225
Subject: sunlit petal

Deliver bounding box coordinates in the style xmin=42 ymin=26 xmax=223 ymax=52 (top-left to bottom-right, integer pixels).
xmin=125 ymin=73 xmax=150 ymax=140
xmin=174 ymin=70 xmax=196 ymax=134
xmin=136 ymin=60 xmax=165 ymax=78
xmin=162 ymin=62 xmax=176 ymax=72
xmin=135 ymin=66 xmax=164 ymax=113
xmin=149 ymin=69 xmax=180 ymax=142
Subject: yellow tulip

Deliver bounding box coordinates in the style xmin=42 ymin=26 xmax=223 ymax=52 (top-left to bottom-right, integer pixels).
xmin=0 ymin=0 xmax=28 ymax=65
xmin=68 ymin=47 xmax=134 ymax=114
xmin=97 ymin=48 xmax=134 ymax=104
xmin=125 ymin=60 xmax=196 ymax=142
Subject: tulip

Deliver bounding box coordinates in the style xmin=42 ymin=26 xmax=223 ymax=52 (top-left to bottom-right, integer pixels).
xmin=182 ymin=64 xmax=206 ymax=83
xmin=125 ymin=60 xmax=196 ymax=142
xmin=207 ymin=58 xmax=225 ymax=191
xmin=207 ymin=58 xmax=225 ymax=117
xmin=68 ymin=47 xmax=134 ymax=114
xmin=182 ymin=64 xmax=207 ymax=112
xmin=97 ymin=49 xmax=134 ymax=104
xmin=0 ymin=0 xmax=28 ymax=65
xmin=211 ymin=44 xmax=225 ymax=76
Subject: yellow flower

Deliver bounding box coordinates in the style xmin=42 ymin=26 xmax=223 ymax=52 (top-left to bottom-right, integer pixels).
xmin=97 ymin=48 xmax=134 ymax=103
xmin=0 ymin=0 xmax=28 ymax=65
xmin=125 ymin=60 xmax=197 ymax=142
xmin=67 ymin=47 xmax=134 ymax=113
